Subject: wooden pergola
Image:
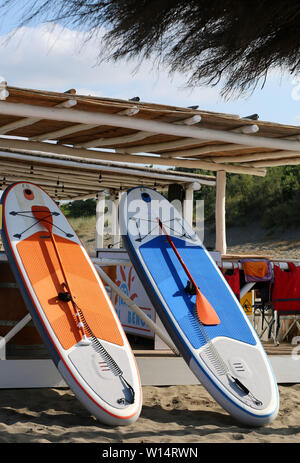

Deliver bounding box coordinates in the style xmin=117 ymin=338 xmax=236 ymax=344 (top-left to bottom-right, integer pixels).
xmin=0 ymin=84 xmax=299 ymax=386
xmin=0 ymin=148 xmax=215 ymax=200
xmin=0 ymin=84 xmax=299 ymax=254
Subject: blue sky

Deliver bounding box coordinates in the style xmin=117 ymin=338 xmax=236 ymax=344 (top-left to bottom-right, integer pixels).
xmin=0 ymin=16 xmax=299 ymax=127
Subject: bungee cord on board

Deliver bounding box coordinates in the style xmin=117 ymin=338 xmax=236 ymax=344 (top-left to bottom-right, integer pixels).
xmin=9 ymin=209 xmax=74 ymax=239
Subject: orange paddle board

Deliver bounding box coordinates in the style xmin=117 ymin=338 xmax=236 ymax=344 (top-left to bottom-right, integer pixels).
xmin=1 ymin=182 xmax=142 ymax=425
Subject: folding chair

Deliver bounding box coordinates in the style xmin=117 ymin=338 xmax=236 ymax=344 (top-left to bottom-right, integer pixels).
xmin=271 ymin=263 xmax=300 ymax=345
xmin=271 ymin=302 xmax=300 ymax=344
xmin=252 ymin=283 xmax=279 ymax=345
xmin=239 ymin=259 xmax=275 ymax=338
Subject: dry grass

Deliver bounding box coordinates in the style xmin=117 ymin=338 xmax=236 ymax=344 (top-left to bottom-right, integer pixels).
xmin=68 ymin=215 xmax=97 ymax=256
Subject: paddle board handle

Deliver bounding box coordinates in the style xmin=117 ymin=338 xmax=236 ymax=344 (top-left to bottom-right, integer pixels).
xmin=228 ymin=374 xmax=263 ymax=406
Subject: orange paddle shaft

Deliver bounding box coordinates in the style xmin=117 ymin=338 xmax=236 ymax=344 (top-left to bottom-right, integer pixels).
xmin=157 ymin=218 xmax=197 ymax=288
xmin=157 ymin=218 xmax=220 ymax=326
xmin=49 ymin=232 xmax=89 ymax=342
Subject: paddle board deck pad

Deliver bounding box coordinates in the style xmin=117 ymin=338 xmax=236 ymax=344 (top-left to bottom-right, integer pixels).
xmin=119 ymin=186 xmax=279 ymax=426
xmin=1 ymin=182 xmax=142 ymax=426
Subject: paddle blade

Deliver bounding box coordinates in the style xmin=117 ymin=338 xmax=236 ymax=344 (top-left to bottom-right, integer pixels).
xmin=196 ymin=289 xmax=220 ymax=325
xmin=31 ymin=205 xmax=53 ymax=232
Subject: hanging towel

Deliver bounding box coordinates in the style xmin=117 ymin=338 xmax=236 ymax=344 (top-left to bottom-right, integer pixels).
xmin=219 ymin=266 xmax=240 ymax=299
xmin=272 ymin=263 xmax=300 ymax=313
xmin=240 ymin=259 xmax=273 ymax=282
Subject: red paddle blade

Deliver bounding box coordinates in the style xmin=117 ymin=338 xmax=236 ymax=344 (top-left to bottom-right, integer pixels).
xmin=31 ymin=205 xmax=53 ymax=232
xmin=196 ymin=289 xmax=220 ymax=325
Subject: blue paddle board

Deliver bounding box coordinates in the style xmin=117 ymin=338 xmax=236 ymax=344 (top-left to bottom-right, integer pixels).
xmin=119 ymin=186 xmax=279 ymax=426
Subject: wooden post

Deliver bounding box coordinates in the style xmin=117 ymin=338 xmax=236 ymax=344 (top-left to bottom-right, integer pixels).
xmin=183 ymin=182 xmax=201 ymax=227
xmin=111 ymin=190 xmax=122 ymax=248
xmin=95 ymin=192 xmax=106 ymax=249
xmin=215 ymin=171 xmax=227 ymax=255
xmin=183 ymin=185 xmax=194 ymax=226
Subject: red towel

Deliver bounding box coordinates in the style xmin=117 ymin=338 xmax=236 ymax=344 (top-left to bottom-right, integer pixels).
xmin=219 ymin=267 xmax=240 ymax=299
xmin=272 ymin=263 xmax=300 ymax=313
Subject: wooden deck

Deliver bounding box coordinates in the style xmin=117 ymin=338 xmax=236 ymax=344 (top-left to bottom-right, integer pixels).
xmin=1 ymin=340 xmax=298 ymax=388
xmin=132 ymin=341 xmax=295 ymax=358
xmin=262 ymin=341 xmax=296 ymax=356
xmin=132 ymin=342 xmax=300 ymax=386
xmin=4 ymin=340 xmax=296 ymax=360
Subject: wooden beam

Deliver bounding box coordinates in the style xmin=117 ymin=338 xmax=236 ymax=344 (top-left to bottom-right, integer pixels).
xmin=32 ymin=107 xmax=140 ymax=143
xmin=0 ymin=101 xmax=299 ymax=152
xmin=118 ymin=137 xmax=209 ymax=154
xmin=0 ymin=81 xmax=9 ymax=101
xmin=77 ymin=115 xmax=202 ymax=149
xmin=110 ymin=190 xmax=122 ymax=248
xmin=0 ymin=139 xmax=266 ymax=176
xmin=175 ymin=115 xmax=201 ymax=126
xmin=118 ymin=107 xmax=139 ymax=117
xmin=215 ymin=171 xmax=227 ymax=255
xmin=249 ymin=157 xmax=300 ymax=167
xmin=0 ymin=148 xmax=217 ymax=184
xmin=75 ymin=130 xmax=155 ymax=149
xmin=67 ymin=192 xmax=106 ymax=201
xmin=0 ymin=100 xmax=77 ymax=135
xmin=210 ymin=150 xmax=300 ymax=164
xmin=0 ymin=168 xmax=155 ymax=191
xmin=183 ymin=184 xmax=194 ymax=226
xmin=118 ymin=124 xmax=259 ymax=155
xmin=232 ymin=124 xmax=259 ymax=134
xmin=160 ymin=143 xmax=249 ymax=158
xmin=0 ymin=173 xmax=96 ymax=192
xmin=0 ymin=163 xmax=105 ymax=187
xmin=96 ymin=193 xmax=106 ymax=249
xmin=29 ymin=123 xmax=100 ymax=141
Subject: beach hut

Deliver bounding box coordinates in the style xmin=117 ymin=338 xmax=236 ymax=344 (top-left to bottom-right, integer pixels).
xmin=0 ymin=84 xmax=299 ymax=387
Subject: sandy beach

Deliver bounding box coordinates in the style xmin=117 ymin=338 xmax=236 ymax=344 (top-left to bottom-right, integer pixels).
xmin=0 ymin=231 xmax=299 ymax=445
xmin=0 ymin=383 xmax=299 ymax=444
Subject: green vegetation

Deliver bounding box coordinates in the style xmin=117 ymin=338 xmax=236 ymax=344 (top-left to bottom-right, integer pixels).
xmin=61 ymin=198 xmax=96 ymax=218
xmin=176 ymin=166 xmax=300 ymax=230
xmin=60 ymin=165 xmax=300 ymax=244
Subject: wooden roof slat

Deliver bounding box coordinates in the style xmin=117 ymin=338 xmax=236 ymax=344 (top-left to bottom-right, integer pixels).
xmin=1 ymin=98 xmax=299 ymax=153
xmin=75 ymin=130 xmax=155 ymax=149
xmin=0 ymin=85 xmax=298 ymax=180
xmin=29 ymin=123 xmax=100 ymax=141
xmin=0 ymin=137 xmax=266 ymax=176
xmin=0 ymin=98 xmax=77 ymax=135
xmin=0 ymin=149 xmax=215 ymax=182
xmin=0 ymin=145 xmax=216 ymax=200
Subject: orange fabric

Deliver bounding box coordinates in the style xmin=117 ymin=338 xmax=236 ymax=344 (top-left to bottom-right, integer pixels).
xmin=17 ymin=232 xmax=123 ymax=350
xmin=242 ymin=261 xmax=268 ymax=278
